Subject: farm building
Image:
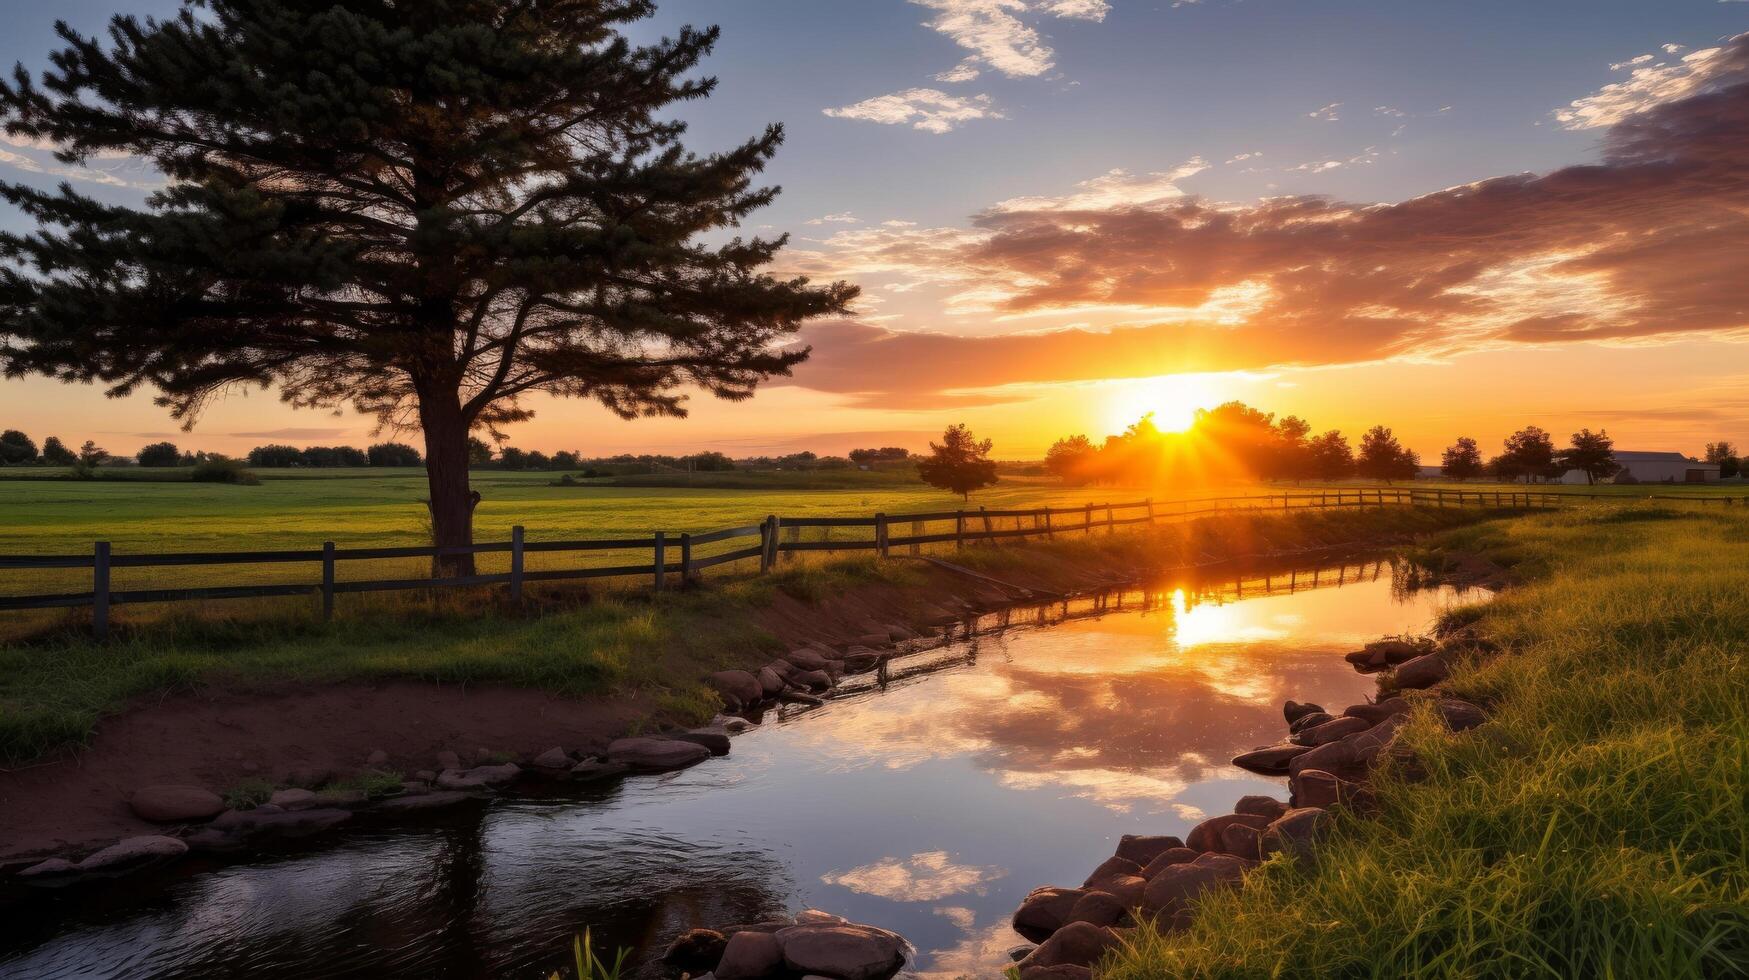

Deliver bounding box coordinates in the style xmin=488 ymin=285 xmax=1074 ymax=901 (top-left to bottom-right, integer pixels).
xmin=1558 ymin=450 xmax=1720 ymax=484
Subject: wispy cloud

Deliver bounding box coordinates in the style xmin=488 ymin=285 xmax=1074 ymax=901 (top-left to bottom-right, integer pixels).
xmin=1556 ymin=32 xmax=1749 ymax=129
xmin=912 ymin=0 xmax=1110 ymax=79
xmin=806 ymin=212 xmax=861 ymax=226
xmin=0 ymin=137 xmax=161 ymax=190
xmin=986 ymin=158 xmax=1208 ymax=211
xmin=1307 ymin=102 xmax=1343 ymax=121
xmin=824 ymin=88 xmax=1003 ymax=133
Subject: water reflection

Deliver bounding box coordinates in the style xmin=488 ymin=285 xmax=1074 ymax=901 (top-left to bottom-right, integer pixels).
xmin=0 ymin=559 xmax=1481 ymax=980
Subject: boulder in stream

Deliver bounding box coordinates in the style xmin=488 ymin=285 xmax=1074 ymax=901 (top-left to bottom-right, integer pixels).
xmin=604 ymin=737 xmax=711 ymax=772
xmin=1231 ymin=743 xmax=1312 ymax=775
xmin=128 ymin=785 xmax=225 ymax=823
xmin=1013 ymin=886 xmax=1086 ymax=942
xmin=775 ymin=921 xmax=908 ymax=980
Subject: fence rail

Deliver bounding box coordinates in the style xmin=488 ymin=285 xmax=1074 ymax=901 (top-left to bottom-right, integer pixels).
xmin=3 ymin=486 xmax=1740 ymax=637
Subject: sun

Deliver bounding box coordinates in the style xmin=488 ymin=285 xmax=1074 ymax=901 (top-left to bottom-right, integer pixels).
xmin=1103 ymin=375 xmax=1224 ymax=434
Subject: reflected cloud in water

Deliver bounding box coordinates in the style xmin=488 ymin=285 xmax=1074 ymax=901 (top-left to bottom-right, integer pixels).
xmin=823 ymin=850 xmax=1006 ymax=902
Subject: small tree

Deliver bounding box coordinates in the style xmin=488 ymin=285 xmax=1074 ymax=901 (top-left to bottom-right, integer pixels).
xmin=368 ymin=442 xmax=423 ymax=467
xmin=1270 ymin=415 xmax=1313 ymax=482
xmin=1045 ymin=435 xmax=1096 ymax=485
xmin=918 ymin=424 xmax=998 ymax=500
xmin=1357 ymin=425 xmax=1420 ymax=484
xmin=40 ymin=435 xmax=76 ymax=465
xmin=1705 ymin=441 xmax=1740 ymax=478
xmin=1500 ymin=426 xmax=1557 ymax=483
xmin=467 ymin=438 xmax=496 ymax=467
xmin=1560 ymin=428 xmax=1621 ymax=485
xmin=77 ymin=440 xmax=108 ymax=464
xmin=0 ymin=430 xmax=37 ymax=465
xmin=1441 ymin=437 xmax=1483 ymax=481
xmin=1307 ymin=430 xmax=1355 ymax=481
xmin=137 ymin=441 xmax=183 ymax=467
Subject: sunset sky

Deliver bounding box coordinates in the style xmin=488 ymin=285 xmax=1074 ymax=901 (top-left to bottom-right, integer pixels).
xmin=3 ymin=1 xmax=1747 ymax=460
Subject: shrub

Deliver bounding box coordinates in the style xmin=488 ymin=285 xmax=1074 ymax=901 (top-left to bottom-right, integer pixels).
xmin=191 ymin=459 xmax=260 ymax=485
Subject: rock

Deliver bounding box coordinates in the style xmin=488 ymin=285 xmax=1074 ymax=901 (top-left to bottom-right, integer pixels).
xmin=75 ymin=835 xmax=188 ymax=875
xmin=821 ymin=659 xmax=847 ymax=682
xmin=1067 ymin=890 xmax=1126 ymax=927
xmin=128 ymin=785 xmax=225 ymax=823
xmin=1114 ymin=834 xmax=1185 ymax=866
xmin=268 ymin=788 xmax=317 ymax=810
xmin=758 ymin=666 xmax=787 ymax=697
xmin=1140 ymin=847 xmax=1202 ymax=879
xmin=784 ymin=648 xmax=833 ymax=671
xmin=1287 ymin=738 xmax=1360 ymax=780
xmin=1282 ymin=700 xmax=1324 ymax=725
xmin=709 ymin=670 xmax=765 ymax=709
xmin=570 ymin=760 xmax=631 ymax=783
xmin=853 ymin=632 xmax=890 ymax=649
xmin=1392 ymin=653 xmax=1449 ymax=690
xmin=1364 ymin=639 xmax=1423 ymax=664
xmin=1343 ymin=698 xmax=1410 ymax=725
xmin=795 ymin=909 xmax=848 ymax=925
xmin=673 ymin=730 xmax=733 ymax=756
xmin=775 ymin=922 xmax=907 ymax=980
xmin=435 ymin=751 xmax=463 ymax=771
xmin=17 ymin=857 xmax=79 ymax=882
xmin=664 ymin=929 xmax=729 ymax=975
xmin=1262 ymin=807 xmax=1329 ymax=861
xmin=1218 ymin=821 xmax=1263 ymax=860
xmin=1185 ymin=813 xmax=1271 ymax=852
xmin=1019 ymin=966 xmax=1093 ymax=980
xmin=715 ymin=928 xmax=781 ymax=979
xmin=1100 ymin=874 xmax=1147 ymax=909
xmin=474 ymin=747 xmax=495 ymax=763
xmin=1436 ymin=698 xmax=1487 ymax=731
xmin=791 ymin=669 xmax=833 ymax=692
xmin=1231 ymin=743 xmax=1312 ymax=775
xmin=1141 ymin=854 xmax=1245 ymax=924
xmin=211 ymin=807 xmax=351 ymax=842
xmin=718 ymin=716 xmax=757 ymax=734
xmin=778 ymin=691 xmax=825 ymax=707
xmin=1013 ymin=886 xmax=1086 ymax=942
xmin=365 ymin=748 xmax=389 ymax=768
xmin=1008 ymin=944 xmax=1037 ymax=962
xmin=1289 ymin=769 xmax=1347 ymax=810
xmin=435 ymin=763 xmax=522 ymax=791
xmin=1344 ymin=649 xmax=1388 ymax=672
xmin=839 ymin=648 xmax=883 ymax=672
xmin=1293 ymin=715 xmax=1371 ymax=746
xmin=1288 ymin=710 xmax=1335 ymax=735
xmin=400 ymin=780 xmax=429 ymax=795
xmin=1081 ymin=855 xmax=1142 ymax=889
xmin=372 ymin=791 xmax=474 ymax=812
xmin=414 ymin=770 xmax=436 ymax=783
xmin=604 ymin=737 xmax=711 ymax=772
xmin=1234 ymin=795 xmax=1287 ymax=821
xmin=531 ymin=746 xmax=571 ymax=769
xmin=1016 ymin=921 xmax=1123 ymax=970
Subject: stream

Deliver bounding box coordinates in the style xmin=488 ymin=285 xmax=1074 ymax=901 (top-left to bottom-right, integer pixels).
xmin=0 ymin=556 xmax=1484 ymax=979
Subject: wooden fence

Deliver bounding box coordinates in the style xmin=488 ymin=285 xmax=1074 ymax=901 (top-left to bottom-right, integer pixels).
xmin=0 ymin=486 xmax=1734 ymax=637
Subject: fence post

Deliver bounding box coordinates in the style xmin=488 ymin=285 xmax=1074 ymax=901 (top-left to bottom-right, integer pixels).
xmin=322 ymin=541 xmax=336 ymax=621
xmin=1145 ymin=498 xmax=1155 ymax=526
xmin=1043 ymin=507 xmax=1053 ymax=540
xmin=760 ymin=516 xmax=776 ymax=572
xmin=92 ymin=540 xmax=111 ymax=640
xmin=1085 ymin=502 xmax=1094 ymax=535
xmin=1105 ymin=504 xmax=1115 ymax=533
xmin=875 ymin=513 xmax=888 ymax=558
xmin=653 ymin=531 xmax=666 ymax=592
xmin=509 ymin=525 xmax=524 ymax=604
xmin=680 ymin=533 xmax=694 ymax=584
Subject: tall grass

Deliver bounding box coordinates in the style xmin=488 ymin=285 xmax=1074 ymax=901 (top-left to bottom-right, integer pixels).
xmin=1103 ymin=503 xmax=1749 ymax=978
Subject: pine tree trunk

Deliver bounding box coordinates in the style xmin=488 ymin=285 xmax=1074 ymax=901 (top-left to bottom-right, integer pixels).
xmin=419 ymin=390 xmax=477 ymax=578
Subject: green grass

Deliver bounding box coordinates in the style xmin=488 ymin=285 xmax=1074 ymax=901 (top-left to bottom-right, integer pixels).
xmin=1103 ymin=502 xmax=1749 ymax=979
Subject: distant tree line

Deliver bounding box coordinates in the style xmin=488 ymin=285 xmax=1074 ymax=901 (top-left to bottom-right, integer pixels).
xmin=1039 ymin=404 xmax=1692 ymax=487
xmin=1044 ymin=403 xmax=1422 ymax=486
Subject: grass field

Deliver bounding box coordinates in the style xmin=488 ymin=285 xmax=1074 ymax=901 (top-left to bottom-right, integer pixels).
xmin=1104 ymin=503 xmax=1749 ymax=978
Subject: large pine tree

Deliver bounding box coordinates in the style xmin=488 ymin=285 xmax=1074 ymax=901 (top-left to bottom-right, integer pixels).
xmin=0 ymin=0 xmax=853 ymax=571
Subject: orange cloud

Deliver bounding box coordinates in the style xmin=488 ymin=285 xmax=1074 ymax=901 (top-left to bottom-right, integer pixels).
xmin=784 ymin=34 xmax=1749 ymax=408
